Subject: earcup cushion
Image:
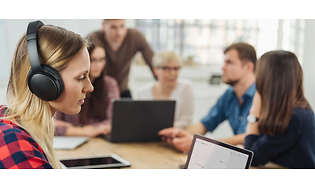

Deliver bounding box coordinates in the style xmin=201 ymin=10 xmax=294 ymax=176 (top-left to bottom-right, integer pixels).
xmin=27 ymin=65 xmax=64 ymax=101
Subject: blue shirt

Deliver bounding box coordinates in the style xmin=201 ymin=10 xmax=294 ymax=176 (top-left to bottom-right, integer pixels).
xmin=200 ymin=83 xmax=256 ymax=135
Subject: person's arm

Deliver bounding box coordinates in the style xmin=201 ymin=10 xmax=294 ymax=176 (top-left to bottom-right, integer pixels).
xmin=185 ymin=122 xmax=207 ymax=135
xmin=0 ymin=131 xmax=53 ymax=169
xmin=174 ymin=82 xmax=194 ymax=129
xmin=65 ymin=124 xmax=110 ymax=137
xmin=158 ymin=127 xmax=194 ymax=153
xmin=218 ymin=133 xmax=247 ymax=145
xmin=199 ymin=92 xmax=228 ymax=133
xmin=158 ymin=122 xmax=207 ymax=153
xmin=244 ymin=115 xmax=301 ymax=167
xmin=136 ymin=30 xmax=157 ymax=80
xmin=54 ymin=112 xmax=110 ymax=137
xmin=54 ymin=111 xmax=71 ymax=136
xmin=186 ymin=122 xmax=246 ymax=145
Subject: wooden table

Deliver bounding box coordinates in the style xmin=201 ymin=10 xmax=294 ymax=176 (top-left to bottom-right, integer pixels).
xmin=55 ymin=138 xmax=188 ymax=169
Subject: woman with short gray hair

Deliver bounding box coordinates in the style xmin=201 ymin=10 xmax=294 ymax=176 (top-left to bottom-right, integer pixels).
xmin=136 ymin=51 xmax=194 ymax=129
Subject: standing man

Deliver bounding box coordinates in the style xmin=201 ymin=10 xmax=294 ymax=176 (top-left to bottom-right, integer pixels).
xmin=88 ymin=19 xmax=156 ymax=98
xmin=159 ymin=42 xmax=257 ymax=152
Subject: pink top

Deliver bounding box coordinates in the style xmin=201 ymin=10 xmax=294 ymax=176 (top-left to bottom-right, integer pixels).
xmin=54 ymin=76 xmax=120 ymax=136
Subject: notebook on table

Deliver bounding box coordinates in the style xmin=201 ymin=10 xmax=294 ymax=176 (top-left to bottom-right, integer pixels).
xmin=53 ymin=136 xmax=89 ymax=150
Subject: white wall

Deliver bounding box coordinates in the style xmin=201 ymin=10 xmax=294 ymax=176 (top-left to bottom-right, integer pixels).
xmin=0 ymin=19 xmax=136 ymax=84
xmin=302 ymin=20 xmax=315 ymax=109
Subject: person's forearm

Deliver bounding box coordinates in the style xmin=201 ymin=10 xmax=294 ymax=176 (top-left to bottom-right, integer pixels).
xmin=219 ymin=133 xmax=247 ymax=145
xmin=185 ymin=122 xmax=207 ymax=135
xmin=65 ymin=126 xmax=85 ymax=136
xmin=65 ymin=125 xmax=93 ymax=136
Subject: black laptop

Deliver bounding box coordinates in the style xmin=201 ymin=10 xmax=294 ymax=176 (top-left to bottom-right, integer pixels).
xmin=109 ymin=100 xmax=176 ymax=143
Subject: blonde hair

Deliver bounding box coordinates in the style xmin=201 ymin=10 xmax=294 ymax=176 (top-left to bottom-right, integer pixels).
xmin=2 ymin=25 xmax=87 ymax=169
xmin=152 ymin=51 xmax=183 ymax=67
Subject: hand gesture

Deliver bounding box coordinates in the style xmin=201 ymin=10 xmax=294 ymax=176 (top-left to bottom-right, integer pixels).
xmin=158 ymin=127 xmax=193 ymax=153
xmin=82 ymin=124 xmax=111 ymax=137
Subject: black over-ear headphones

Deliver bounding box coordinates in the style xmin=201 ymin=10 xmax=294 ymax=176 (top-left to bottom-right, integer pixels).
xmin=26 ymin=20 xmax=64 ymax=101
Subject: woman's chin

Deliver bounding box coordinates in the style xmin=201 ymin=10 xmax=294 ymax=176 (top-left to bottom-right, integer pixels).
xmin=62 ymin=107 xmax=81 ymax=115
xmin=166 ymin=82 xmax=176 ymax=88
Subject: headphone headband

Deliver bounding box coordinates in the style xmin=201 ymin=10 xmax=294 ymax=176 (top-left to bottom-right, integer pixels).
xmin=26 ymin=20 xmax=64 ymax=101
xmin=26 ymin=21 xmax=44 ymax=73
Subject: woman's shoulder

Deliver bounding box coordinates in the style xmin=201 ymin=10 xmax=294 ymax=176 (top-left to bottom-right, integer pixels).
xmin=284 ymin=108 xmax=315 ymax=134
xmin=293 ymin=107 xmax=314 ymax=118
xmin=175 ymin=79 xmax=193 ymax=93
xmin=177 ymin=78 xmax=192 ymax=88
xmin=292 ymin=107 xmax=315 ymax=123
xmin=104 ymin=75 xmax=118 ymax=85
xmin=104 ymin=75 xmax=119 ymax=90
xmin=177 ymin=78 xmax=192 ymax=84
xmin=0 ymin=119 xmax=31 ymax=140
xmin=135 ymin=82 xmax=155 ymax=99
xmin=0 ymin=119 xmax=52 ymax=169
xmin=137 ymin=82 xmax=155 ymax=94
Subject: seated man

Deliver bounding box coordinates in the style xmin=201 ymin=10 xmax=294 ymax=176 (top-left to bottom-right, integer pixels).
xmin=159 ymin=42 xmax=257 ymax=152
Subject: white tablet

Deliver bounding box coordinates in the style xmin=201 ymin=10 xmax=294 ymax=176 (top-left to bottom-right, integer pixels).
xmin=60 ymin=154 xmax=131 ymax=169
xmin=184 ymin=134 xmax=254 ymax=169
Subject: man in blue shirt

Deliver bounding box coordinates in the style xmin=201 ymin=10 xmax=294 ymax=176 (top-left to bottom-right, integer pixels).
xmin=159 ymin=42 xmax=257 ymax=152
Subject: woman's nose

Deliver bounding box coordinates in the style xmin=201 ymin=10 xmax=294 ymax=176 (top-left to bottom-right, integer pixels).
xmin=84 ymin=78 xmax=94 ymax=93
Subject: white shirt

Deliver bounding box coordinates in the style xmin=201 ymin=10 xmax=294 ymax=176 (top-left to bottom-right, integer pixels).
xmin=135 ymin=79 xmax=194 ymax=129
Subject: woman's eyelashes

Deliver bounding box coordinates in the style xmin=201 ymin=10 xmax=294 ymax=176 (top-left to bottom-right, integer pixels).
xmin=78 ymin=75 xmax=86 ymax=81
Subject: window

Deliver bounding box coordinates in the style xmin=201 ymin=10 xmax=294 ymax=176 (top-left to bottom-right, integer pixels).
xmin=136 ymin=19 xmax=305 ymax=66
xmin=136 ymin=19 xmax=259 ymax=65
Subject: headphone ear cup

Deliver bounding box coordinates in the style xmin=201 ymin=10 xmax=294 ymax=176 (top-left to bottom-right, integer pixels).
xmin=27 ymin=65 xmax=64 ymax=101
xmin=42 ymin=65 xmax=64 ymax=97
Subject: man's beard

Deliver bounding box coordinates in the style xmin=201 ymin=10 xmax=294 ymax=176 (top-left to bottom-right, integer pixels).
xmin=224 ymin=78 xmax=241 ymax=86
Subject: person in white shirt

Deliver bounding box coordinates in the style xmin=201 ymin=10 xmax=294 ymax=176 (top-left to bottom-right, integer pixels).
xmin=136 ymin=51 xmax=194 ymax=129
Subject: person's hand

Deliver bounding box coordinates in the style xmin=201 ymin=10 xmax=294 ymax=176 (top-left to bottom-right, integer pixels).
xmin=235 ymin=144 xmax=244 ymax=149
xmin=249 ymin=91 xmax=262 ymax=118
xmin=97 ymin=124 xmax=111 ymax=135
xmin=82 ymin=124 xmax=111 ymax=137
xmin=54 ymin=120 xmax=74 ymax=128
xmin=158 ymin=127 xmax=193 ymax=153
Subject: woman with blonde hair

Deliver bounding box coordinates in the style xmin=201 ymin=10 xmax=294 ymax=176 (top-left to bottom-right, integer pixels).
xmin=0 ymin=21 xmax=93 ymax=169
xmin=136 ymin=51 xmax=194 ymax=129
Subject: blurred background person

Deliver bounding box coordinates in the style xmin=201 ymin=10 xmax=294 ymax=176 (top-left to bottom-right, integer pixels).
xmin=159 ymin=42 xmax=257 ymax=152
xmin=244 ymin=50 xmax=315 ymax=168
xmin=88 ymin=19 xmax=156 ymax=98
xmin=136 ymin=51 xmax=194 ymax=129
xmin=54 ymin=43 xmax=120 ymax=137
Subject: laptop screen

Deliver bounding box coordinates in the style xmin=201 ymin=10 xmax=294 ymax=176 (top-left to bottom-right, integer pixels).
xmin=184 ymin=134 xmax=253 ymax=169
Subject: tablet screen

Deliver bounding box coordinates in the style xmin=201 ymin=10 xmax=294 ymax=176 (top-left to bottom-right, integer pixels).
xmin=61 ymin=157 xmax=120 ymax=167
xmin=185 ymin=134 xmax=253 ymax=169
